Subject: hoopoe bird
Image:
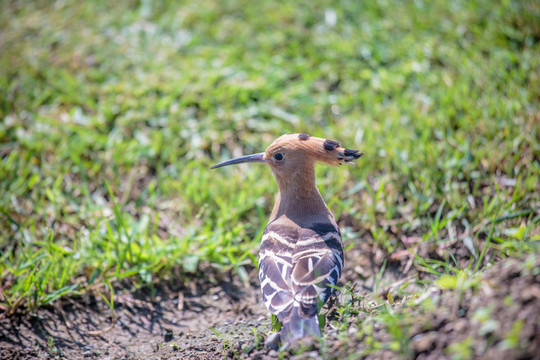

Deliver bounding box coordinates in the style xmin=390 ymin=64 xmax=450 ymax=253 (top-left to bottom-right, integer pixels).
xmin=211 ymin=133 xmax=363 ymax=344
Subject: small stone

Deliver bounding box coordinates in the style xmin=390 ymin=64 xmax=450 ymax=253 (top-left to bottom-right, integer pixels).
xmin=412 ymin=332 xmax=436 ymax=353
xmin=233 ymin=341 xmax=243 ymax=351
xmin=520 ymin=285 xmax=540 ymax=302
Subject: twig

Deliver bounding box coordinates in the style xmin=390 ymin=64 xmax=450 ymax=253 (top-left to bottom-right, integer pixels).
xmin=87 ymin=314 xmax=118 ymax=336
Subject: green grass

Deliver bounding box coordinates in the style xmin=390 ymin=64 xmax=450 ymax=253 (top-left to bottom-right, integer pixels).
xmin=0 ymin=1 xmax=538 ymax=355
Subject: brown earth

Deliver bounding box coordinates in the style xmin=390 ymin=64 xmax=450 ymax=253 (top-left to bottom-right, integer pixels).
xmin=0 ymin=269 xmax=267 ymax=360
xmin=1 ymin=244 xmax=539 ymax=360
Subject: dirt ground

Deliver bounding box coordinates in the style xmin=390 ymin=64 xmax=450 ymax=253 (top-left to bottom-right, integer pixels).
xmin=1 ymin=244 xmax=539 ymax=360
xmin=0 ymin=268 xmax=268 ymax=360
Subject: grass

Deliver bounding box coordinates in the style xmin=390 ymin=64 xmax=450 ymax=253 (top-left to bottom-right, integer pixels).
xmin=0 ymin=0 xmax=539 ymax=356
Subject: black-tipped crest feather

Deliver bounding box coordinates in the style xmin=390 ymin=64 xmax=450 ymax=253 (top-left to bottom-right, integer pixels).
xmin=323 ymin=139 xmax=340 ymax=151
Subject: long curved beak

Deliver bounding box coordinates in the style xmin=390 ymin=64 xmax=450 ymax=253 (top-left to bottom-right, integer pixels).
xmin=210 ymin=152 xmax=266 ymax=169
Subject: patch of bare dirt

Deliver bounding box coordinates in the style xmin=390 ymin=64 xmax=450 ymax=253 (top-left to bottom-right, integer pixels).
xmin=0 ymin=270 xmax=267 ymax=360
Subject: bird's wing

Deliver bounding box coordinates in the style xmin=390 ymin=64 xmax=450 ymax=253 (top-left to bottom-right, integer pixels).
xmin=258 ymin=223 xmax=344 ymax=320
xmin=290 ymin=223 xmax=343 ymax=317
xmin=258 ymin=229 xmax=296 ymax=318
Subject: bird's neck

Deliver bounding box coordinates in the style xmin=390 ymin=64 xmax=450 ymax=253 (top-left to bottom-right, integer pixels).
xmin=268 ymin=164 xmax=333 ymax=225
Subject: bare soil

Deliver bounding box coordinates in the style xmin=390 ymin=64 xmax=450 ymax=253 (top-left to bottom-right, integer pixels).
xmin=0 ymin=270 xmax=267 ymax=360
xmin=1 ymin=244 xmax=539 ymax=360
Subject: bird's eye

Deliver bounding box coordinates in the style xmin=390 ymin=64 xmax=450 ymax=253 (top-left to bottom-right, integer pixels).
xmin=274 ymin=153 xmax=284 ymax=161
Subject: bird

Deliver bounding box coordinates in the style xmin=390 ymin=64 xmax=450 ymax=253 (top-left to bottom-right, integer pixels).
xmin=211 ymin=133 xmax=363 ymax=345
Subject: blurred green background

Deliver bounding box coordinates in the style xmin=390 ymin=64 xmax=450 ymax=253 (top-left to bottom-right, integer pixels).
xmin=0 ymin=0 xmax=538 ymax=312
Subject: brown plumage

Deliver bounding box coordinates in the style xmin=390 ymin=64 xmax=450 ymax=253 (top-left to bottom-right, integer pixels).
xmin=211 ymin=133 xmax=363 ymax=345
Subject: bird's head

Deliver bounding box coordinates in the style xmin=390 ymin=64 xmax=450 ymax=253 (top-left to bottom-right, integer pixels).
xmin=211 ymin=133 xmax=363 ymax=178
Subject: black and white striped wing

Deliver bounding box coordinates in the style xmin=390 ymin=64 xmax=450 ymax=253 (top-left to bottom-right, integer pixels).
xmin=290 ymin=224 xmax=344 ymax=317
xmin=258 ymin=223 xmax=344 ymax=321
xmin=258 ymin=230 xmax=295 ymax=318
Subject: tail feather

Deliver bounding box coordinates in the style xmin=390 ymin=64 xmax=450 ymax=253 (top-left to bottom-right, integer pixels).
xmin=281 ymin=306 xmax=321 ymax=344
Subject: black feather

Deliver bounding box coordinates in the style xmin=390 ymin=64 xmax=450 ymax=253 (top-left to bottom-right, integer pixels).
xmin=323 ymin=139 xmax=340 ymax=151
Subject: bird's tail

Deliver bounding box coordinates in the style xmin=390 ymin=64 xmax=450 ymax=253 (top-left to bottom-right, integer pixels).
xmin=280 ymin=305 xmax=321 ymax=344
